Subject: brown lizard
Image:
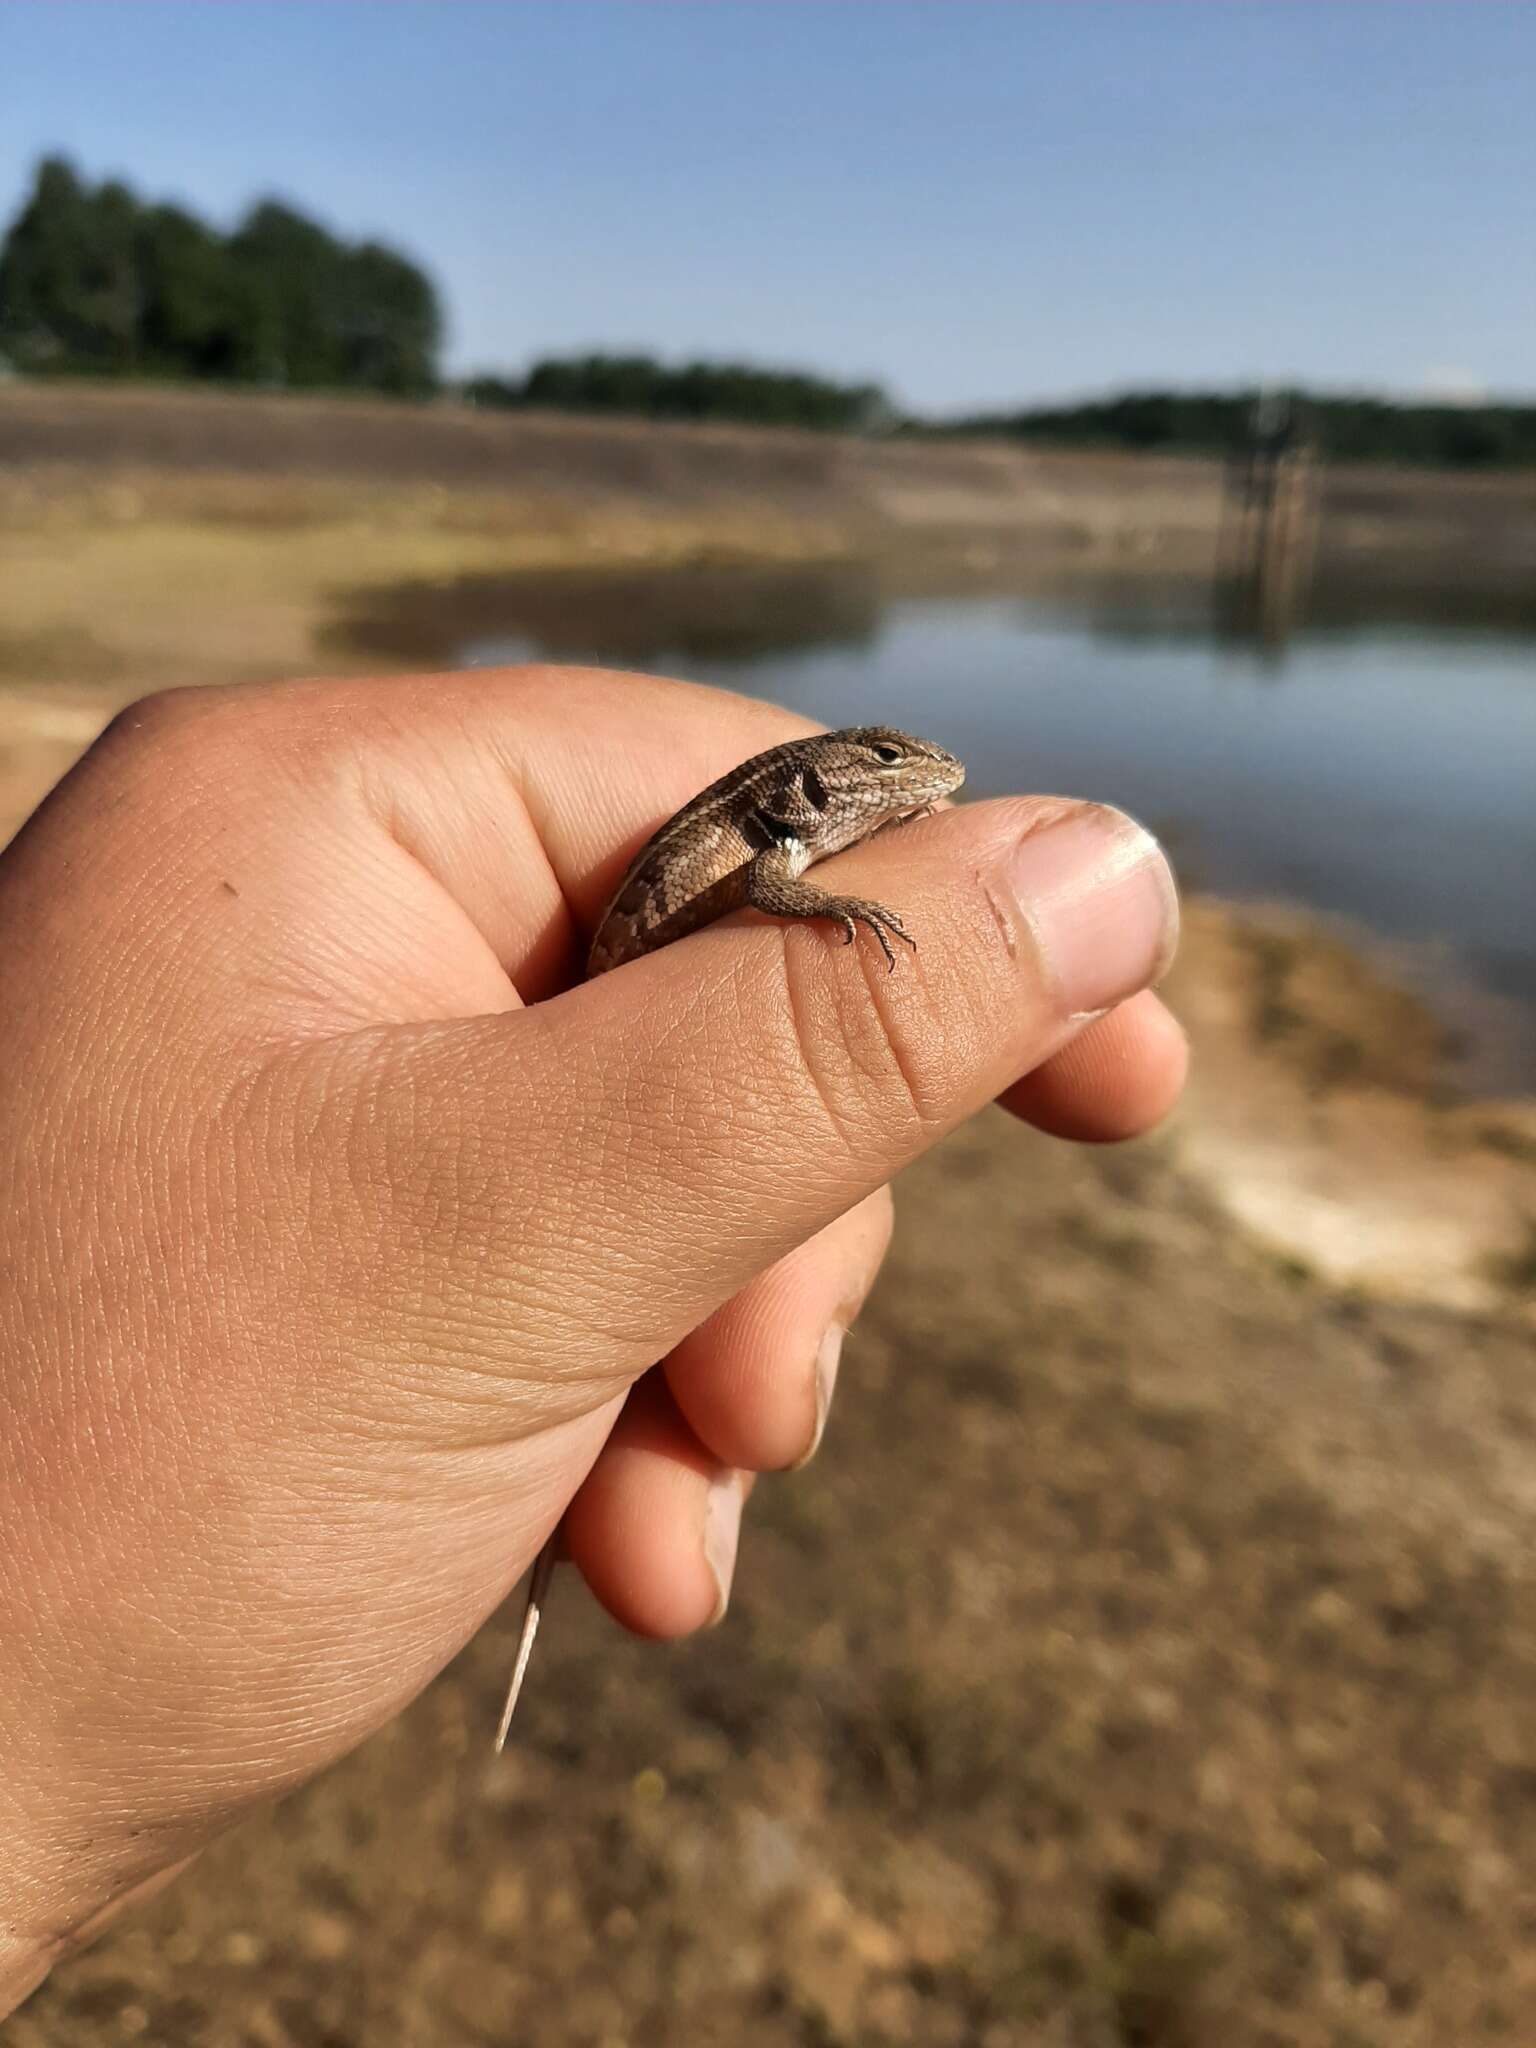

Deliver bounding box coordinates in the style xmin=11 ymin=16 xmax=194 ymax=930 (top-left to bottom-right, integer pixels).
xmin=494 ymin=725 xmax=966 ymax=1747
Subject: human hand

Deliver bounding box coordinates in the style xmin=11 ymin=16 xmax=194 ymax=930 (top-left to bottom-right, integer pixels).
xmin=0 ymin=667 xmax=1182 ymax=2007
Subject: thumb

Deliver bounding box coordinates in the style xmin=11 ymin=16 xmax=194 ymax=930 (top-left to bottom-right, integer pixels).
xmin=355 ymin=795 xmax=1177 ymax=1394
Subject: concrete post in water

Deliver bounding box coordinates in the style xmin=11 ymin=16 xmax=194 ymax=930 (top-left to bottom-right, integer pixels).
xmin=1218 ymin=390 xmax=1320 ymax=647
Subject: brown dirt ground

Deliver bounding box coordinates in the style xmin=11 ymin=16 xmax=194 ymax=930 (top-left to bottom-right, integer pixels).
xmin=4 ymin=388 xmax=1536 ymax=2047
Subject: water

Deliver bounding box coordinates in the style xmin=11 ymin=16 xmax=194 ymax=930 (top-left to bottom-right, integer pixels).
xmin=461 ymin=569 xmax=1536 ymax=1015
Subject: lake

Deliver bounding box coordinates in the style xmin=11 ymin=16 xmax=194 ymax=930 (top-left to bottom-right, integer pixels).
xmin=458 ymin=565 xmax=1536 ymax=1040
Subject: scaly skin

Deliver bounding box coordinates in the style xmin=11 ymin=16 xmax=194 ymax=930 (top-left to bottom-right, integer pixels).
xmin=587 ymin=727 xmax=967 ymax=975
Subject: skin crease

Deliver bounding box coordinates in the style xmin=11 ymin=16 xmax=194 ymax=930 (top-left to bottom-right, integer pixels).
xmin=0 ymin=667 xmax=1185 ymax=2012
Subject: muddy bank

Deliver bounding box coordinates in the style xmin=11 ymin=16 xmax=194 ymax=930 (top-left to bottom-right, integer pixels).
xmin=0 ymin=380 xmax=1224 ymax=563
xmin=7 ymin=381 xmax=1535 ymax=615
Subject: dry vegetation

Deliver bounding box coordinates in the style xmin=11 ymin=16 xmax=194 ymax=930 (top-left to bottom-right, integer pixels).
xmin=4 ymin=383 xmax=1535 ymax=2048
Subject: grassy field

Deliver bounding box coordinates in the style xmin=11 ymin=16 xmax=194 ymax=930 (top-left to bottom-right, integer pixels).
xmin=5 ymin=383 xmax=1536 ymax=2048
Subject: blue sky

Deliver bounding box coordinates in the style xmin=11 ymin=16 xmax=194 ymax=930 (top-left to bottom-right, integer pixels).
xmin=2 ymin=3 xmax=1532 ymax=412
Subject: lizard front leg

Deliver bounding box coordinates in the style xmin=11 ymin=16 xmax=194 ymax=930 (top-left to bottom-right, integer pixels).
xmin=744 ymin=840 xmax=918 ymax=973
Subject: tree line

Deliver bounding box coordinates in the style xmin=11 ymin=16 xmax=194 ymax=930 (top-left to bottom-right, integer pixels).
xmin=940 ymin=389 xmax=1536 ymax=471
xmin=3 ymin=157 xmax=1533 ymax=464
xmin=0 ymin=156 xmax=440 ymax=394
xmin=0 ymin=158 xmax=890 ymax=431
xmin=465 ymin=355 xmax=891 ymax=432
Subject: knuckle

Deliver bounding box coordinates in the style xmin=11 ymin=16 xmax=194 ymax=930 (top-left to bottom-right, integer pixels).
xmin=79 ymin=687 xmax=244 ymax=834
xmin=96 ymin=681 xmax=362 ymax=821
xmin=96 ymin=683 xmax=288 ymax=789
xmin=99 ymin=685 xmax=218 ymax=755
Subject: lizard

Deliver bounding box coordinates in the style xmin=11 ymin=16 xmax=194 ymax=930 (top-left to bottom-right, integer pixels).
xmin=494 ymin=725 xmax=967 ymax=1749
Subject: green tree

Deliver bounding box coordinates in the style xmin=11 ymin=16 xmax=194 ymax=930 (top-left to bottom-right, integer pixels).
xmin=936 ymin=387 xmax=1536 ymax=470
xmin=0 ymin=155 xmax=140 ymax=371
xmin=336 ymin=241 xmax=441 ymax=395
xmin=485 ymin=351 xmax=892 ymax=432
xmin=0 ymin=156 xmax=443 ymax=395
xmin=227 ymin=200 xmax=348 ymax=386
xmin=135 ymin=203 xmax=245 ymax=377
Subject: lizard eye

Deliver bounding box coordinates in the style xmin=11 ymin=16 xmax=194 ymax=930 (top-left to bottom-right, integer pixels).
xmin=871 ymin=743 xmax=903 ymax=764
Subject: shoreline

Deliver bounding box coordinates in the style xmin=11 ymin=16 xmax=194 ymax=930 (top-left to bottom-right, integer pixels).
xmin=3 ymin=379 xmax=1533 ymax=716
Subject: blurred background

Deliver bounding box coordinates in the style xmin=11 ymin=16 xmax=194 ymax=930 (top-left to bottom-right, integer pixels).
xmin=3 ymin=5 xmax=1534 ymax=2044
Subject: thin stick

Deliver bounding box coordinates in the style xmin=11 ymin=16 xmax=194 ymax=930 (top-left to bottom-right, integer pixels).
xmin=493 ymin=1537 xmax=558 ymax=1751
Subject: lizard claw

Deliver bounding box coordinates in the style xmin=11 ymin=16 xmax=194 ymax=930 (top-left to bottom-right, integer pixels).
xmin=829 ymin=898 xmax=917 ymax=973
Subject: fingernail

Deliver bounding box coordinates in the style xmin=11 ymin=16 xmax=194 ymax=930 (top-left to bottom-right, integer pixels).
xmin=703 ymin=1469 xmax=744 ymax=1625
xmin=793 ymin=1323 xmax=845 ymax=1470
xmin=1011 ymin=807 xmax=1178 ymax=1017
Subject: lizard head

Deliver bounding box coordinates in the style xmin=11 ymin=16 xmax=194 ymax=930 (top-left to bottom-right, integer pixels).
xmin=831 ymin=727 xmax=967 ymax=811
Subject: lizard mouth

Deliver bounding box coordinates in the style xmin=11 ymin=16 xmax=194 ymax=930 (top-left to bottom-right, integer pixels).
xmin=900 ymin=790 xmax=959 ymax=825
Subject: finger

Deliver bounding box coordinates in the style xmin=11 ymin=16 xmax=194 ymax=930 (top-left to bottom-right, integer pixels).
xmin=71 ymin=667 xmax=821 ymax=1013
xmin=561 ymin=1372 xmax=755 ymax=1638
xmin=1000 ymin=989 xmax=1188 ymax=1142
xmin=356 ymin=795 xmax=1179 ymax=1393
xmin=206 ymin=665 xmax=825 ymax=998
xmin=663 ymin=1190 xmax=893 ymax=1473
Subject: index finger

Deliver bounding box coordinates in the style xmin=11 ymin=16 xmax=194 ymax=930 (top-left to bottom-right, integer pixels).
xmin=276 ymin=663 xmax=1186 ymax=1139
xmin=321 ymin=664 xmax=821 ymax=995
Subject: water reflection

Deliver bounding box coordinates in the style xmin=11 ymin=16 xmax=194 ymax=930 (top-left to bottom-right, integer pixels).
xmin=336 ymin=562 xmax=882 ymax=669
xmin=433 ymin=562 xmax=1536 ymax=1018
